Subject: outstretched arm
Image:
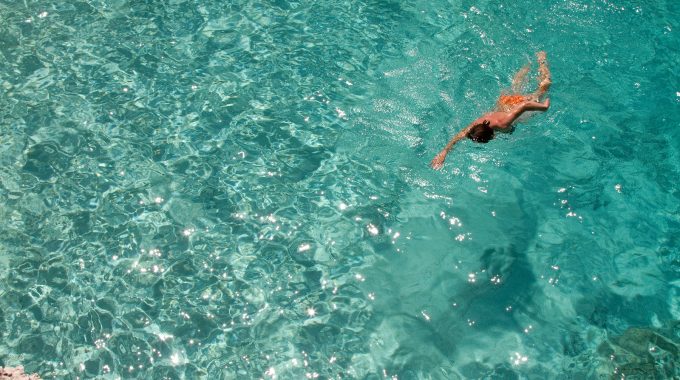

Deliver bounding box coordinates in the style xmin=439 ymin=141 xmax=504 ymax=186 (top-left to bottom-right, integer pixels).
xmin=430 ymin=121 xmax=478 ymax=170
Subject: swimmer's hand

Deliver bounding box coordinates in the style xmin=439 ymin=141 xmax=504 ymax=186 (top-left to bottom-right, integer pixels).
xmin=542 ymin=98 xmax=550 ymax=110
xmin=430 ymin=150 xmax=447 ymax=170
xmin=431 ymin=122 xmax=474 ymax=169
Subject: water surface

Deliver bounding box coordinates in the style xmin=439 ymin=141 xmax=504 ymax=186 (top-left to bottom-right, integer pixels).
xmin=0 ymin=0 xmax=678 ymax=378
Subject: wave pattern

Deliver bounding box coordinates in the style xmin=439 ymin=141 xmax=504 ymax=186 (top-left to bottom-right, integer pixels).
xmin=0 ymin=0 xmax=678 ymax=378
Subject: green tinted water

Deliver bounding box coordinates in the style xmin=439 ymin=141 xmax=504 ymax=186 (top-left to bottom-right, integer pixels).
xmin=0 ymin=0 xmax=678 ymax=378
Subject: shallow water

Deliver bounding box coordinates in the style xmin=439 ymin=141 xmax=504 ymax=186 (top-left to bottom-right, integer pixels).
xmin=0 ymin=0 xmax=679 ymax=378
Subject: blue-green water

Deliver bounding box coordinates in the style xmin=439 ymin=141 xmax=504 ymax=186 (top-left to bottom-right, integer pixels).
xmin=1 ymin=0 xmax=679 ymax=378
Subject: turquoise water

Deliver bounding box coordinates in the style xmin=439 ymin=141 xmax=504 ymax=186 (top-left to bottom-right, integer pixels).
xmin=1 ymin=0 xmax=679 ymax=378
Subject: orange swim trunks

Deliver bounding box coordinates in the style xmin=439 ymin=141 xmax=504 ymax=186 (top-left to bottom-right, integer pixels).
xmin=498 ymin=94 xmax=527 ymax=106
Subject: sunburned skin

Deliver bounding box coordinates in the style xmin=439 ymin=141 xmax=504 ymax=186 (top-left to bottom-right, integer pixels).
xmin=431 ymin=51 xmax=552 ymax=170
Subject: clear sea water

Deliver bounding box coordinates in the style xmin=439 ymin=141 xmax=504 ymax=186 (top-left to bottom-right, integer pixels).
xmin=0 ymin=0 xmax=679 ymax=379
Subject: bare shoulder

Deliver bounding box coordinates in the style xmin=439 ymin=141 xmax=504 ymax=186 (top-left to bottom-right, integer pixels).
xmin=484 ymin=111 xmax=510 ymax=122
xmin=483 ymin=111 xmax=514 ymax=130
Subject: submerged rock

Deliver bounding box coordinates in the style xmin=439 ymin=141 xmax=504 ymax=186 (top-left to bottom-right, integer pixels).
xmin=596 ymin=321 xmax=679 ymax=379
xmin=0 ymin=366 xmax=41 ymax=380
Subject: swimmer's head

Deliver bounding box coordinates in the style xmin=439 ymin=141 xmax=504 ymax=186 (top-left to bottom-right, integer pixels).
xmin=467 ymin=120 xmax=494 ymax=143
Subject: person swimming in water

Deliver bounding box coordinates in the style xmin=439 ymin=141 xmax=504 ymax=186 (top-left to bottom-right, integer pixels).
xmin=430 ymin=51 xmax=552 ymax=170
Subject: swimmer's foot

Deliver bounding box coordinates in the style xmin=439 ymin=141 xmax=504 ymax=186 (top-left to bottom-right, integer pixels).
xmin=534 ymin=51 xmax=551 ymax=97
xmin=536 ymin=51 xmax=547 ymax=64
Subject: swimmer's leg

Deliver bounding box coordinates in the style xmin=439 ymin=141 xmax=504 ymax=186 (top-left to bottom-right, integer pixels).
xmin=511 ymin=64 xmax=531 ymax=93
xmin=533 ymin=51 xmax=552 ymax=99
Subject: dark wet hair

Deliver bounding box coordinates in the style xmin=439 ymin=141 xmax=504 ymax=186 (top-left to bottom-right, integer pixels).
xmin=467 ymin=120 xmax=494 ymax=143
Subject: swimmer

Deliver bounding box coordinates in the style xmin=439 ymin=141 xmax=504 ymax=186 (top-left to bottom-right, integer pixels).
xmin=431 ymin=51 xmax=552 ymax=170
